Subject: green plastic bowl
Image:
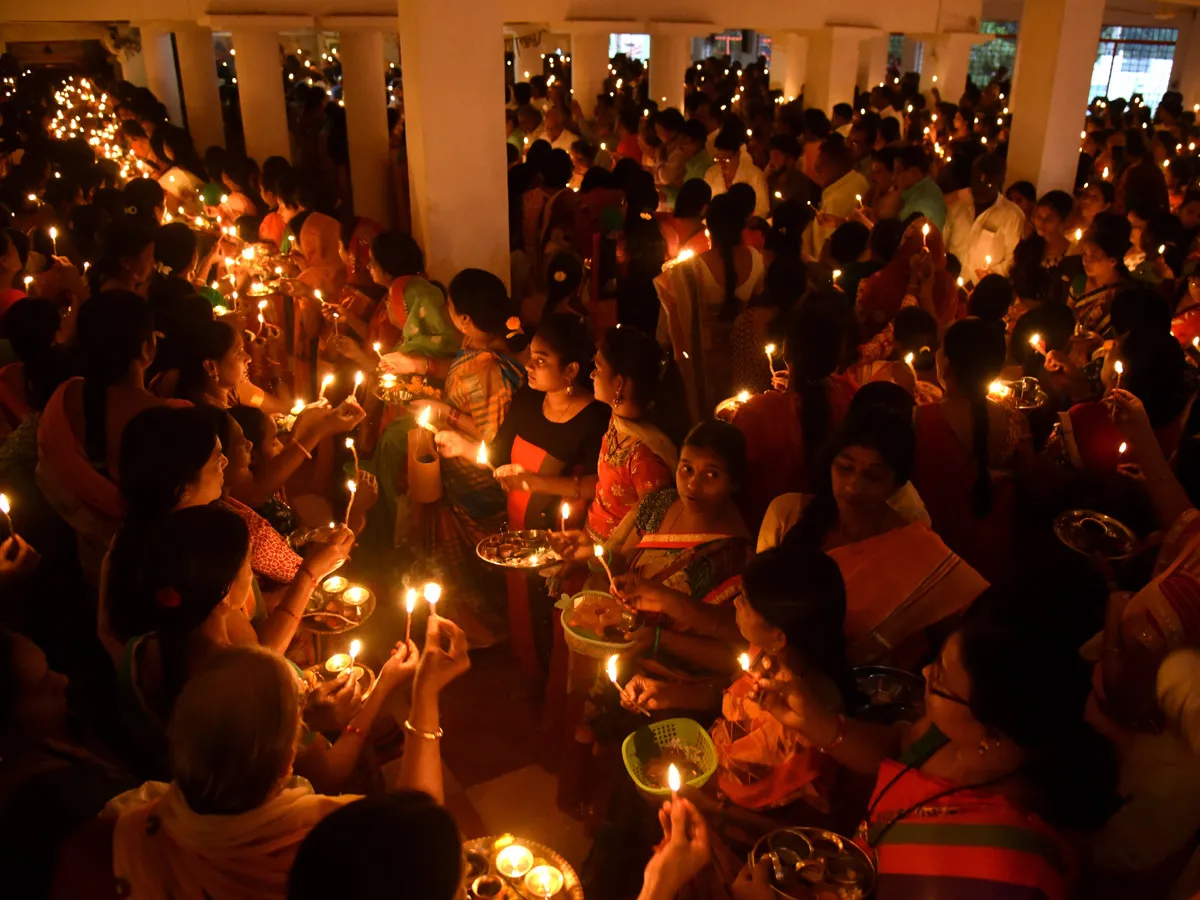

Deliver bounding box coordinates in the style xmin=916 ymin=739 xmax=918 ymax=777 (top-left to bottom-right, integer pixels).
xmin=621 ymin=717 xmax=719 ymax=796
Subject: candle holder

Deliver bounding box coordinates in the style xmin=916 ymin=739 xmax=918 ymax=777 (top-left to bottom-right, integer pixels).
xmin=495 ymin=845 xmax=534 ymax=879
xmin=525 ymin=866 xmax=564 ymax=898
xmin=302 ymin=581 xmax=378 ymax=634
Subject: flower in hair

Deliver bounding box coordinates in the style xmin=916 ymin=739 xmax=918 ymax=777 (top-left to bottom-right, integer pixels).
xmin=505 ymin=316 xmax=524 ymax=339
xmin=155 ymin=261 xmax=173 ymax=276
xmin=553 ymin=270 xmax=567 ymax=283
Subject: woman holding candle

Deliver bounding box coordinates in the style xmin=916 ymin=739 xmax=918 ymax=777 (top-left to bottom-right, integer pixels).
xmin=1070 ymin=212 xmax=1135 ymax=339
xmin=403 ymin=269 xmax=526 ymax=646
xmin=911 ymin=318 xmax=1033 ymax=587
xmin=86 ymin=216 xmax=157 ymax=298
xmin=287 ymin=211 xmax=349 ymax=398
xmin=655 ymin=193 xmax=765 ymax=420
xmin=753 ymin=615 xmax=1118 ymax=900
xmin=855 ymin=217 xmax=959 ymax=341
xmin=731 ymin=297 xmax=857 ymax=532
xmin=437 ymin=314 xmax=609 ymax=672
xmin=1046 ymin=327 xmax=1193 ymax=477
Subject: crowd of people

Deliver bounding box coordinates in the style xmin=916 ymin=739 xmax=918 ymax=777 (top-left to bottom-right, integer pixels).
xmin=5 ymin=41 xmax=1200 ymax=900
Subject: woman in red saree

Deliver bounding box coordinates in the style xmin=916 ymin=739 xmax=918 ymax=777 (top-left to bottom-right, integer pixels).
xmin=856 ymin=218 xmax=958 ymax=340
xmin=340 ymin=215 xmax=385 ymax=288
xmin=913 ymin=318 xmax=1033 ymax=588
xmin=732 ymin=293 xmax=857 ymax=533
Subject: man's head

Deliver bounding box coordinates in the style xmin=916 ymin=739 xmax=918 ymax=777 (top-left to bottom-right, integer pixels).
xmin=767 ymin=134 xmax=800 ymax=172
xmin=971 ymin=153 xmax=1006 ymax=208
xmin=713 ymin=129 xmax=746 ymax=183
xmin=814 ymin=136 xmax=853 ymax=187
xmin=893 ymin=145 xmax=931 ymax=191
xmin=544 ymin=105 xmax=565 ymax=137
xmin=516 ymin=104 xmax=542 ymax=136
xmin=680 ymin=119 xmax=708 ymax=158
xmin=832 ymin=103 xmax=853 ymax=128
xmin=654 ymin=108 xmax=685 ymax=145
xmin=869 ymin=148 xmax=897 ymax=193
xmin=848 ymin=115 xmax=879 ymax=162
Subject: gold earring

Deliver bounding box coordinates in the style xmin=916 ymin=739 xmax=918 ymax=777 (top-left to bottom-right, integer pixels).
xmin=978 ymin=739 xmax=992 ymax=756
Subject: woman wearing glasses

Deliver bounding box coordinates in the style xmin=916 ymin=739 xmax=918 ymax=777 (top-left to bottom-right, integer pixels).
xmin=756 ymin=614 xmax=1120 ymax=900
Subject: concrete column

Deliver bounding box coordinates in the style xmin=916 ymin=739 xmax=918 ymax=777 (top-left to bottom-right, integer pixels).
xmin=806 ymin=29 xmax=860 ymax=115
xmin=230 ymin=29 xmax=290 ymax=163
xmin=649 ymin=33 xmax=690 ymax=111
xmin=919 ymin=32 xmax=978 ymax=99
xmin=901 ymin=37 xmax=922 ymax=74
xmin=175 ymin=25 xmax=225 ymax=150
xmin=778 ymin=33 xmax=808 ymax=102
xmin=339 ymin=29 xmax=392 ymax=225
xmin=1172 ymin=12 xmax=1200 ymax=107
xmin=1007 ymin=0 xmax=1105 ymax=193
xmin=118 ymin=25 xmax=149 ymax=87
xmin=398 ymin=0 xmax=509 ymax=285
xmin=570 ymin=31 xmax=609 ymax=120
xmin=140 ymin=27 xmax=184 ymax=125
xmin=859 ymin=36 xmax=889 ymax=93
xmin=516 ymin=31 xmax=544 ymax=82
xmin=383 ymin=31 xmax=400 ymax=68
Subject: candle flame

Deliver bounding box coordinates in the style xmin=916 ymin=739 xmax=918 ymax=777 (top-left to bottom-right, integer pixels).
xmin=1119 ymin=442 xmax=1127 ymax=454
xmin=921 ymin=223 xmax=930 ymax=237
xmin=49 ymin=226 xmax=57 ymax=241
xmin=739 ymin=652 xmax=751 ymax=672
xmin=423 ymin=582 xmax=442 ymax=606
xmin=242 ymin=246 xmax=255 ymax=260
xmin=321 ymin=373 xmax=334 ymax=389
xmin=1029 ymin=333 xmax=1041 ymax=348
xmin=832 ymin=269 xmax=842 ymax=281
xmin=0 ymin=494 xmax=9 ymax=515
xmin=667 ymin=763 xmax=681 ymax=792
xmin=764 ymin=343 xmax=776 ymax=356
xmin=476 ymin=443 xmax=489 ymax=466
xmin=593 ymin=544 xmax=605 ymax=559
xmin=291 ymin=399 xmax=305 ymax=415
xmin=257 ymin=299 xmax=269 ymax=310
xmin=418 ymin=406 xmax=432 ymax=430
xmin=347 ymin=479 xmax=357 ymax=495
xmin=373 ymin=342 xmax=382 ymax=354
xmin=736 ymin=390 xmax=751 ymax=403
xmin=1075 ymin=228 xmax=1083 ymax=242
xmin=354 ymin=371 xmax=364 ymax=388
xmin=405 ymin=587 xmax=417 ymax=614
xmin=675 ymin=248 xmax=695 ymax=263
xmin=561 ymin=501 xmax=570 ymax=521
xmin=314 ymin=289 xmax=323 ymax=301
xmin=985 ymin=255 xmax=992 ymax=266
xmin=606 ymin=654 xmax=619 ymax=684
xmin=905 ymin=352 xmax=915 ymax=367
xmin=345 ymin=437 xmax=355 ymax=449
xmin=348 ymin=639 xmax=361 ymax=661
xmin=1115 ymin=360 xmax=1124 ymax=375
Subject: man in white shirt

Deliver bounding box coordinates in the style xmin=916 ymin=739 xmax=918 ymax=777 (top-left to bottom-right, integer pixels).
xmin=957 ymin=153 xmax=1026 ymax=284
xmin=704 ymin=128 xmax=770 ymax=218
xmin=803 ymin=136 xmax=870 ymax=260
xmin=530 ymin=105 xmax=579 ymax=153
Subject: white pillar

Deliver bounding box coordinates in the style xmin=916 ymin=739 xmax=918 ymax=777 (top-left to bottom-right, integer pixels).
xmin=140 ymin=26 xmax=184 ymax=125
xmin=778 ymin=33 xmax=808 ymax=103
xmin=339 ymin=29 xmax=392 ymax=226
xmin=383 ymin=32 xmax=400 ymax=68
xmin=570 ymin=31 xmax=609 ymax=120
xmin=1007 ymin=0 xmax=1105 ymax=193
xmin=649 ymin=33 xmax=690 ymax=111
xmin=901 ymin=37 xmax=922 ymax=74
xmin=175 ymin=25 xmax=225 ymax=150
xmin=919 ymin=32 xmax=978 ymax=99
xmin=398 ymin=0 xmax=509 ymax=285
xmin=806 ymin=29 xmax=860 ymax=115
xmin=859 ymin=36 xmax=889 ymax=93
xmin=1172 ymin=12 xmax=1200 ymax=108
xmin=230 ymin=29 xmax=290 ymax=164
xmin=517 ymin=31 xmax=543 ymax=82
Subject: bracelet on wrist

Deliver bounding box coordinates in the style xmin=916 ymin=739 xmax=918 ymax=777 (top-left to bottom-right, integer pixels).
xmin=817 ymin=713 xmax=847 ymax=754
xmin=343 ymin=723 xmax=368 ymax=737
xmin=403 ymin=719 xmax=443 ymax=741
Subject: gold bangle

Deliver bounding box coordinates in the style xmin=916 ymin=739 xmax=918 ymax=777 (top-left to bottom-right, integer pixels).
xmin=403 ymin=719 xmax=443 ymax=741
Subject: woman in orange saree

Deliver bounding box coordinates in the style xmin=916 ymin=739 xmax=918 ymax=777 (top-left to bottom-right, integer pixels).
xmin=769 ymin=406 xmax=987 ymax=670
xmin=290 ymin=212 xmax=347 ymax=398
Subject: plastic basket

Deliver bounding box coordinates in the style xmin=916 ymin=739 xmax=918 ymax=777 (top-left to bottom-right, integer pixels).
xmin=621 ymin=718 xmax=719 ymax=797
xmin=560 ymin=590 xmax=635 ymax=659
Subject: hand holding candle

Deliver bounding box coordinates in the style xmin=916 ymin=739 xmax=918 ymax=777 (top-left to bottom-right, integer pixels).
xmin=319 ymin=373 xmax=335 ymax=402
xmin=404 ymin=587 xmax=417 ymax=644
xmin=424 ymin=581 xmax=441 ymax=616
xmin=1114 ymin=359 xmax=1124 ymax=389
xmin=667 ymin=763 xmax=682 ymax=797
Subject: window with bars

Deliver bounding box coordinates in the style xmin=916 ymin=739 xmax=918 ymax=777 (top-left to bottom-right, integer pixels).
xmin=1091 ymin=26 xmax=1177 ymax=109
xmin=889 ymin=34 xmax=904 ymax=66
xmin=968 ymin=21 xmax=1018 ymax=88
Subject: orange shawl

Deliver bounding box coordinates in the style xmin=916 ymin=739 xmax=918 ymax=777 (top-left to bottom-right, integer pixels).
xmin=107 ymin=780 xmax=358 ymax=900
xmin=297 ymin=212 xmax=347 ymax=298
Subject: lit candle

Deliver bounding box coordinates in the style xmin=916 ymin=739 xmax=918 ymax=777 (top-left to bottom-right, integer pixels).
xmin=347 ymin=638 xmax=362 ymax=681
xmin=0 ymin=493 xmax=18 ymax=543
xmin=1114 ymin=359 xmax=1124 ymax=389
xmin=832 ymin=268 xmax=842 ymax=285
xmin=988 ymin=380 xmax=1011 ymax=399
xmin=314 ymin=289 xmax=323 ymax=303
xmin=524 ymin=866 xmax=564 ymax=899
xmin=319 ymin=373 xmax=334 ymax=402
xmin=242 ymin=246 xmax=255 ymax=261
xmin=736 ymin=390 xmax=751 ymax=404
xmin=345 ymin=437 xmax=359 ymax=480
xmin=667 ymin=763 xmax=682 ymax=797
xmin=855 ymin=193 xmax=863 ymax=208
xmin=984 ymin=255 xmax=993 ymax=272
xmin=560 ymin=500 xmax=570 ymax=533
xmin=417 ymin=405 xmax=439 ymax=433
xmin=764 ymin=343 xmax=777 ymax=373
xmin=593 ymin=544 xmax=617 ymax=594
xmin=1119 ymin=442 xmax=1127 ymax=455
xmin=957 ymin=276 xmax=965 ymax=289
xmin=332 ymin=311 xmax=340 ymax=339
xmin=343 ymin=479 xmax=357 ymax=527
xmin=423 ymin=582 xmax=441 ymax=616
xmin=291 ymin=398 xmax=306 ymax=416
xmin=921 ymin=222 xmax=930 ymax=249
xmin=372 ymin=341 xmax=382 ymax=359
xmin=404 ymin=587 xmax=417 ymax=644
xmin=353 ymin=370 xmax=364 ymax=401
xmin=1029 ymin=332 xmax=1046 ymax=356
xmin=22 ymin=276 xmax=32 ymax=290
xmin=904 ymin=352 xmax=915 ymax=371
xmin=738 ymin=652 xmax=751 ymax=673
xmin=48 ymin=226 xmax=58 ymax=256
xmin=476 ymin=442 xmax=496 ymax=472
xmin=496 ymin=845 xmax=535 ymax=879
xmin=322 ymin=575 xmax=348 ymax=595
xmin=1075 ymin=228 xmax=1083 ymax=242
